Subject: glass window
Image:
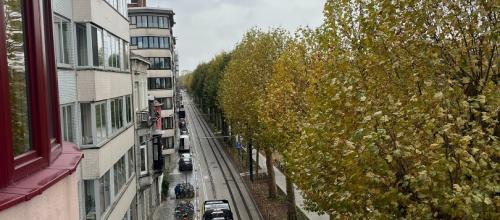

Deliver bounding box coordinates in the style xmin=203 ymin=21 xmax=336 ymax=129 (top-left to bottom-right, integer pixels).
xmin=95 ymin=103 xmax=108 ymax=143
xmin=128 ymin=147 xmax=134 ymax=178
xmin=76 ymin=24 xmax=88 ymax=66
xmin=131 ymin=37 xmax=137 ymax=46
xmin=126 ymin=95 xmax=132 ymax=123
xmin=153 ymin=37 xmax=158 ymax=48
xmin=148 ymin=37 xmax=154 ymax=48
xmin=140 ymin=144 xmax=147 ymax=174
xmin=166 ymin=37 xmax=170 ymax=48
xmin=148 ymin=16 xmax=154 ymax=27
xmin=142 ymin=37 xmax=149 ymax=48
xmin=114 ymin=156 xmax=126 ymax=195
xmin=137 ymin=37 xmax=143 ymax=48
xmin=141 ymin=16 xmax=147 ymax=27
xmin=156 ymin=97 xmax=172 ymax=110
xmin=111 ymin=97 xmax=123 ymax=133
xmin=53 ymin=16 xmax=71 ymax=64
xmin=99 ymin=171 xmax=111 ymax=215
xmin=104 ymin=32 xmax=110 ymax=67
xmin=158 ymin=17 xmax=164 ymax=28
xmin=91 ymin=26 xmax=104 ymax=66
xmin=84 ymin=180 xmax=96 ymax=220
xmin=159 ymin=37 xmax=165 ymax=48
xmin=123 ymin=42 xmax=129 ymax=70
xmin=162 ymin=117 xmax=173 ymax=130
xmin=161 ymin=137 xmax=174 ymax=149
xmin=165 ymin=77 xmax=172 ymax=89
xmin=61 ymin=105 xmax=74 ymax=142
xmin=5 ymin=0 xmax=31 ymax=156
xmin=81 ymin=103 xmax=93 ymax=145
xmin=115 ymin=38 xmax=123 ymax=68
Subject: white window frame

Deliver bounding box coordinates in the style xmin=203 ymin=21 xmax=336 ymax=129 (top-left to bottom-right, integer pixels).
xmin=61 ymin=104 xmax=75 ymax=142
xmin=53 ymin=15 xmax=72 ymax=66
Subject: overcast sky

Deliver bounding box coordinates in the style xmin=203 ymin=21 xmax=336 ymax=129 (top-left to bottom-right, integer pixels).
xmin=147 ymin=0 xmax=325 ymax=72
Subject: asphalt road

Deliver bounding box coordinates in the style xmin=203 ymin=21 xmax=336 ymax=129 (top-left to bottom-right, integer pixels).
xmin=153 ymin=93 xmax=262 ymax=220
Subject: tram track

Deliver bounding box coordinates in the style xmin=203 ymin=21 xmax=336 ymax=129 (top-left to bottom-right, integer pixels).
xmin=185 ymin=97 xmax=259 ymax=220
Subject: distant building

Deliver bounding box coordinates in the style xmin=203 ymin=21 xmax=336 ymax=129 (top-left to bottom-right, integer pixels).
xmin=0 ymin=0 xmax=83 ymax=219
xmin=128 ymin=6 xmax=177 ymax=220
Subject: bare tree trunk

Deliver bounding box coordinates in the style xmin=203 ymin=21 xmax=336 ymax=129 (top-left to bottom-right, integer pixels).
xmin=265 ymin=149 xmax=277 ymax=198
xmin=286 ymin=172 xmax=297 ymax=220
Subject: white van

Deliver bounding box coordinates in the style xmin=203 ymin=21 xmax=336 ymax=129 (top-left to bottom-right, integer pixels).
xmin=178 ymin=134 xmax=190 ymax=153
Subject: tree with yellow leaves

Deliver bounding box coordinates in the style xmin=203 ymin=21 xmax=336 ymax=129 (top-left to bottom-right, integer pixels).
xmin=219 ymin=28 xmax=291 ymax=198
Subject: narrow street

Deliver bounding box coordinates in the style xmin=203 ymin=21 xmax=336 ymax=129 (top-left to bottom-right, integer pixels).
xmin=154 ymin=93 xmax=262 ymax=220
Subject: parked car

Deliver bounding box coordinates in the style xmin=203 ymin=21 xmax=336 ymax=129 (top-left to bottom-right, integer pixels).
xmin=179 ymin=157 xmax=193 ymax=171
xmin=203 ymin=200 xmax=233 ymax=220
xmin=180 ymin=153 xmax=192 ymax=159
xmin=178 ymin=134 xmax=190 ymax=153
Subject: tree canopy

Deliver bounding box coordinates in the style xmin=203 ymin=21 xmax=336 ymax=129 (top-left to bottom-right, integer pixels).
xmin=184 ymin=0 xmax=499 ymax=218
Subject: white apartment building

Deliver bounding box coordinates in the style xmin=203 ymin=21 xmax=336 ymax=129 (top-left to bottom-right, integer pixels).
xmin=52 ymin=0 xmax=137 ymax=219
xmin=128 ymin=6 xmax=177 ymax=220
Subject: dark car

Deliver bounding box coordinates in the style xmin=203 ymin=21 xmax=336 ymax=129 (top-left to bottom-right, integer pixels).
xmin=203 ymin=200 xmax=233 ymax=220
xmin=179 ymin=157 xmax=193 ymax=171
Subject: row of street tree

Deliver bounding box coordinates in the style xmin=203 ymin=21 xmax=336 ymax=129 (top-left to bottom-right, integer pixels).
xmin=182 ymin=0 xmax=498 ymax=218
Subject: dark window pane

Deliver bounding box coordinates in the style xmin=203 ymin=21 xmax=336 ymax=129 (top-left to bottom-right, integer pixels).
xmin=158 ymin=17 xmax=164 ymax=28
xmin=5 ymin=0 xmax=31 ymax=156
xmin=153 ymin=37 xmax=158 ymax=48
xmin=76 ymin=24 xmax=88 ymax=66
xmin=149 ymin=37 xmax=154 ymax=48
xmin=159 ymin=38 xmax=164 ymax=48
xmin=84 ymin=180 xmax=96 ymax=220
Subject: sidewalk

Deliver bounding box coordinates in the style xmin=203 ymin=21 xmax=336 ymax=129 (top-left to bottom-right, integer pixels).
xmin=252 ymin=150 xmax=330 ymax=220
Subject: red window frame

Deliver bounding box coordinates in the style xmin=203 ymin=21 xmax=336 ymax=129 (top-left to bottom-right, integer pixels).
xmin=0 ymin=0 xmax=62 ymax=187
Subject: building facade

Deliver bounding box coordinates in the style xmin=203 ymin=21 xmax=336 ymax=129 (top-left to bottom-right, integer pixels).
xmin=0 ymin=0 xmax=83 ymax=219
xmin=128 ymin=6 xmax=177 ymax=220
xmin=67 ymin=0 xmax=137 ymax=220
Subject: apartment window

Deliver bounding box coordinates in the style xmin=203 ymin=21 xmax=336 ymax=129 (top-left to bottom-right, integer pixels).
xmin=76 ymin=24 xmax=88 ymax=66
xmin=162 ymin=117 xmax=173 ymax=130
xmin=84 ymin=180 xmax=96 ymax=220
xmin=91 ymin=26 xmax=104 ymax=66
xmin=130 ymin=15 xmax=168 ymax=28
xmin=123 ymin=43 xmax=129 ymax=70
xmin=134 ymin=36 xmax=169 ymax=49
xmin=148 ymin=16 xmax=157 ymax=28
xmin=114 ymin=156 xmax=126 ymax=195
xmin=111 ymin=97 xmax=124 ymax=132
xmin=139 ymin=144 xmax=148 ymax=175
xmin=126 ymin=95 xmax=132 ymax=123
xmin=148 ymin=77 xmax=172 ymax=90
xmin=161 ymin=137 xmax=174 ymax=149
xmin=148 ymin=57 xmax=171 ymax=70
xmin=81 ymin=103 xmax=93 ymax=145
xmin=158 ymin=16 xmax=167 ymax=28
xmin=104 ymin=33 xmax=121 ymax=68
xmin=131 ymin=37 xmax=137 ymax=46
xmin=99 ymin=171 xmax=111 ymax=215
xmin=53 ymin=16 xmax=71 ymax=64
xmin=137 ymin=16 xmax=147 ymax=27
xmin=105 ymin=0 xmax=127 ymax=17
xmin=61 ymin=105 xmax=74 ymax=142
xmin=156 ymin=97 xmax=173 ymax=110
xmin=128 ymin=147 xmax=135 ymax=178
xmin=95 ymin=102 xmax=108 ymax=143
